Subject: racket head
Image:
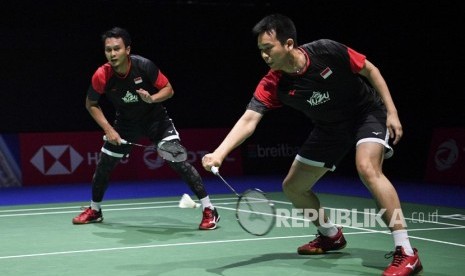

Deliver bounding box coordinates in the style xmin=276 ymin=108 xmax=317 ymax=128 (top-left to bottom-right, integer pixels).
xmin=157 ymin=140 xmax=187 ymax=162
xmin=235 ymin=188 xmax=276 ymax=236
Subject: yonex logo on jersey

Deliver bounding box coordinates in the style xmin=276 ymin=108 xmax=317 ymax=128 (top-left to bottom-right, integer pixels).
xmin=320 ymin=67 xmax=333 ymax=79
xmin=307 ymin=91 xmax=330 ymax=106
xmin=122 ymin=91 xmax=139 ymax=103
xmin=30 ymin=145 xmax=83 ymax=175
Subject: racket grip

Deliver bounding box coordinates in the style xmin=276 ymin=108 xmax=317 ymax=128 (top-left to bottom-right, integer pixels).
xmin=103 ymin=135 xmax=128 ymax=144
xmin=211 ymin=166 xmax=220 ymax=176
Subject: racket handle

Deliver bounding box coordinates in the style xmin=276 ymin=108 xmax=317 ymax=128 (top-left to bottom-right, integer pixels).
xmin=103 ymin=135 xmax=128 ymax=144
xmin=211 ymin=166 xmax=220 ymax=176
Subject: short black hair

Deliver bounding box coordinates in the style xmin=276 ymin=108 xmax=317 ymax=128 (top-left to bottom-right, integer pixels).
xmin=101 ymin=27 xmax=132 ymax=47
xmin=252 ymin=14 xmax=298 ymax=46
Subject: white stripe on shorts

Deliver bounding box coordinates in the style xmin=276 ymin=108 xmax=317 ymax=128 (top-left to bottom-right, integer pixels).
xmin=101 ymin=147 xmax=126 ymax=158
xmin=295 ymin=154 xmax=336 ymax=171
xmin=356 ymin=130 xmax=394 ymax=159
xmin=161 ymin=134 xmax=180 ymax=142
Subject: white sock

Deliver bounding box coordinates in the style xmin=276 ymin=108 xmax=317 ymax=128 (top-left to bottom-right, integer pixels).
xmin=317 ymin=219 xmax=339 ymax=237
xmin=200 ymin=196 xmax=213 ymax=210
xmin=392 ymin=229 xmax=414 ymax=256
xmin=90 ymin=201 xmax=101 ymax=211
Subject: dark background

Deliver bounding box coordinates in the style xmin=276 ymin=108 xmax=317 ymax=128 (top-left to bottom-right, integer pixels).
xmin=2 ymin=0 xmax=464 ymax=181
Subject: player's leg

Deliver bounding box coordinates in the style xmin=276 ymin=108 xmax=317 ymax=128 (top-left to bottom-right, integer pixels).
xmin=166 ymin=158 xmax=208 ymax=204
xmin=356 ymin=142 xmax=404 ymax=231
xmin=149 ymin=116 xmax=219 ymax=230
xmin=91 ymin=153 xmax=121 ymax=206
xmin=356 ymin=143 xmax=422 ymax=276
xmin=286 ymin=127 xmax=351 ymax=254
xmin=72 ymin=153 xmax=121 ymax=224
xmin=355 ymin=109 xmax=422 ymax=276
xmin=282 ymin=160 xmax=328 ymax=224
xmin=72 ymin=134 xmax=130 ymax=225
xmin=285 ymin=160 xmax=347 ymax=254
xmin=167 ymin=160 xmax=220 ymax=230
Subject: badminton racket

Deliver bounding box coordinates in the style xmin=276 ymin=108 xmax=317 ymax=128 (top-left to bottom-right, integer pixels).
xmin=103 ymin=135 xmax=187 ymax=162
xmin=211 ymin=166 xmax=276 ymax=236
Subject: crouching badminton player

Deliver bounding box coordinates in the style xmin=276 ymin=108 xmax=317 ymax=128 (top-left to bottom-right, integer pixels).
xmin=72 ymin=27 xmax=220 ymax=230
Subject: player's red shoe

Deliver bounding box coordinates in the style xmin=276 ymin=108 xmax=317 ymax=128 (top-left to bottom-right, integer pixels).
xmin=72 ymin=207 xmax=103 ymax=224
xmin=383 ymin=246 xmax=423 ymax=276
xmin=297 ymin=227 xmax=347 ymax=254
xmin=199 ymin=207 xmax=220 ymax=230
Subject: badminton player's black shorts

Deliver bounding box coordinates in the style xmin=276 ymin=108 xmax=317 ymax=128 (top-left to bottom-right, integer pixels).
xmin=296 ymin=107 xmax=393 ymax=171
xmin=101 ymin=114 xmax=181 ymax=158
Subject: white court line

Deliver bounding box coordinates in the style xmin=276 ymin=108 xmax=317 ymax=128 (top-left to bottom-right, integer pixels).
xmin=271 ymin=200 xmax=465 ymax=228
xmin=0 ymin=229 xmax=463 ymax=260
xmin=0 ymin=205 xmax=183 ymax=217
xmin=0 ymin=197 xmax=237 ymax=213
xmin=0 ymin=231 xmax=370 ymax=260
xmin=1 ymin=198 xmax=464 ymax=230
xmin=266 ymin=201 xmax=465 ymax=248
xmin=0 ymin=198 xmax=464 ymax=252
xmin=0 ymin=198 xmax=237 ymax=217
xmin=0 ymin=201 xmax=178 ymax=213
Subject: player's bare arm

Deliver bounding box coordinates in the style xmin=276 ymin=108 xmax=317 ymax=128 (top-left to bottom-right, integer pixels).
xmin=359 ymin=60 xmax=403 ymax=144
xmin=202 ymin=109 xmax=263 ymax=171
xmin=85 ymin=97 xmax=121 ymax=145
xmin=136 ymin=83 xmax=174 ymax=104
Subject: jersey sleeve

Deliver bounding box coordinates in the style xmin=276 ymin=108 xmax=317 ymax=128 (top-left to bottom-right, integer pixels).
xmin=87 ymin=65 xmax=111 ymax=101
xmin=321 ymin=39 xmax=366 ymax=73
xmin=154 ymin=71 xmax=169 ymax=89
xmin=347 ymin=47 xmax=366 ymax=73
xmin=141 ymin=58 xmax=169 ymax=90
xmin=247 ymin=70 xmax=283 ymax=114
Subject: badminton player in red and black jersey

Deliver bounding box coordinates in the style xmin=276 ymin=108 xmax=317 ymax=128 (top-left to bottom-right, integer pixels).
xmin=202 ymin=14 xmax=421 ymax=275
xmin=72 ymin=27 xmax=220 ymax=230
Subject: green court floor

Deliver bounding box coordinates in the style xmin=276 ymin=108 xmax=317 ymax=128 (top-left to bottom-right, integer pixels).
xmin=1 ymin=192 xmax=464 ymax=275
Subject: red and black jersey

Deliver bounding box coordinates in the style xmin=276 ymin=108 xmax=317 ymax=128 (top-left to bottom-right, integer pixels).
xmin=248 ymin=39 xmax=383 ymax=126
xmin=87 ymin=55 xmax=169 ymax=123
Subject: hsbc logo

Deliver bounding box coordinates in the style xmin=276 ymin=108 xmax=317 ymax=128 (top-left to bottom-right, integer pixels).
xmin=143 ymin=148 xmax=165 ymax=170
xmin=30 ymin=145 xmax=83 ymax=175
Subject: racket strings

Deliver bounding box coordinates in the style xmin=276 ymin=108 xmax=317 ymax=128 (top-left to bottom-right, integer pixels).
xmin=236 ymin=189 xmax=276 ymax=236
xmin=158 ymin=142 xmax=185 ymax=157
xmin=211 ymin=167 xmax=276 ymax=236
xmin=157 ymin=141 xmax=187 ymax=162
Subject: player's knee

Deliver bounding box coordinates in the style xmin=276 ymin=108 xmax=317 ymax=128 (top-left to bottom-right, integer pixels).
xmin=168 ymin=161 xmax=200 ymax=176
xmin=96 ymin=154 xmax=120 ymax=174
xmin=356 ymin=161 xmax=382 ymax=183
xmin=282 ymin=179 xmax=303 ymax=195
xmin=167 ymin=160 xmax=185 ymax=172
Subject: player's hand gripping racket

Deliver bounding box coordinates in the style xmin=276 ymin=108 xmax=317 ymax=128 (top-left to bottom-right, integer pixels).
xmin=211 ymin=166 xmax=276 ymax=236
xmin=103 ymin=135 xmax=187 ymax=162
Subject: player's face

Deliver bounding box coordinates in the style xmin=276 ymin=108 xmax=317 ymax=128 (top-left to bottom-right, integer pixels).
xmin=257 ymin=30 xmax=290 ymax=71
xmin=104 ymin=37 xmax=130 ymax=71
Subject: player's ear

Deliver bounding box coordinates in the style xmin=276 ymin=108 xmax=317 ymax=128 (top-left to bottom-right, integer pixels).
xmin=285 ymin=38 xmax=295 ymax=50
xmin=126 ymin=45 xmax=131 ymax=55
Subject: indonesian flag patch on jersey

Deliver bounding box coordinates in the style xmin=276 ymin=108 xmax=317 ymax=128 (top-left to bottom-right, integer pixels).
xmin=320 ymin=67 xmax=333 ymax=79
xmin=134 ymin=77 xmax=143 ymax=84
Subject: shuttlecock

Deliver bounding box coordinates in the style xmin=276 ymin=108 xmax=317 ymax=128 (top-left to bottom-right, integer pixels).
xmin=179 ymin=193 xmax=201 ymax=208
